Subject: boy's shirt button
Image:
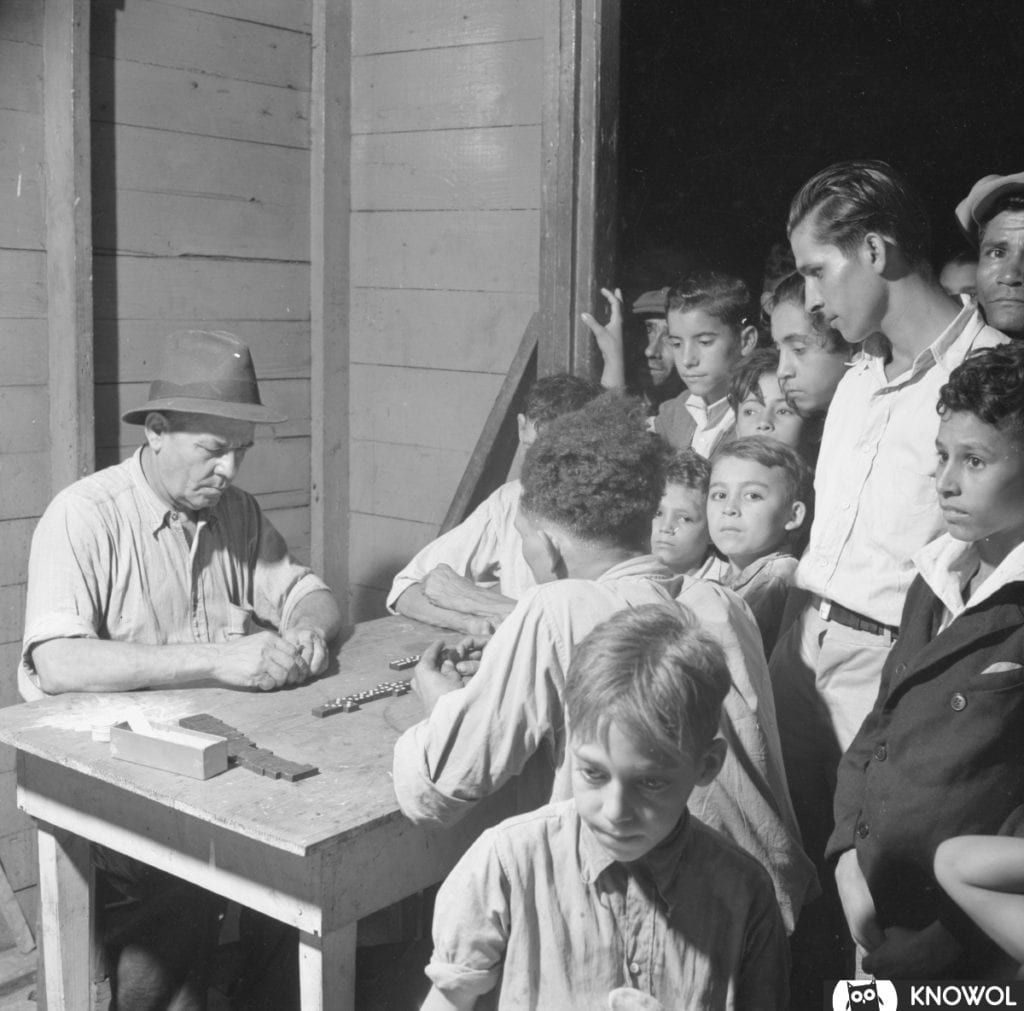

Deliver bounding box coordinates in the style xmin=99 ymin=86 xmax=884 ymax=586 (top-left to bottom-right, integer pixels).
xmin=857 ymin=822 xmax=870 ymax=839
xmin=873 ymin=744 xmax=887 ymax=761
xmin=894 ymin=662 xmax=907 ymax=676
xmin=629 ymin=962 xmax=640 ymax=975
xmin=950 ymin=692 xmax=967 ymax=712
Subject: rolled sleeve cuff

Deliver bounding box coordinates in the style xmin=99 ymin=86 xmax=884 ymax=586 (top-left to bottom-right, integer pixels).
xmin=392 ymin=722 xmax=480 ymax=827
xmin=279 ymin=572 xmax=332 ymax=629
xmin=385 ymin=574 xmax=417 ymax=615
xmin=424 ymin=961 xmax=499 ymax=1000
xmin=20 ymin=620 xmax=100 ymax=700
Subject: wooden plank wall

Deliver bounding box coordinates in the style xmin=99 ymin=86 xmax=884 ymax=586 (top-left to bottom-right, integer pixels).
xmin=348 ymin=0 xmax=543 ymax=620
xmin=90 ymin=0 xmax=314 ymax=558
xmin=0 ymin=0 xmax=49 ymax=943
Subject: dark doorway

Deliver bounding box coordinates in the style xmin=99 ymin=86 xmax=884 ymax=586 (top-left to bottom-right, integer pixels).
xmin=617 ymin=0 xmax=1024 ymax=294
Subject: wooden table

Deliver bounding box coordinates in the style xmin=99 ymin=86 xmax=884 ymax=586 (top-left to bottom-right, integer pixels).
xmin=0 ymin=616 xmax=511 ymax=1010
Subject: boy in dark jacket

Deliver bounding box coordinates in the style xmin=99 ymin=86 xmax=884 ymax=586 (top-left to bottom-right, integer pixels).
xmin=829 ymin=342 xmax=1024 ymax=979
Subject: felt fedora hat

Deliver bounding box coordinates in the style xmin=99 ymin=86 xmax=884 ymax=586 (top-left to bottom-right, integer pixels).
xmin=122 ymin=330 xmax=286 ymax=425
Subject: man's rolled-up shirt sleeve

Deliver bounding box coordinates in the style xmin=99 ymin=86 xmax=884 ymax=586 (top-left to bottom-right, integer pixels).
xmin=392 ymin=591 xmax=566 ymax=826
xmin=250 ymin=507 xmax=331 ymax=630
xmin=20 ymin=492 xmax=108 ymax=698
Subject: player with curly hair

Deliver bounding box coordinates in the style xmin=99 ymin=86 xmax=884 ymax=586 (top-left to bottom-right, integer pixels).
xmin=393 ymin=392 xmax=814 ymax=932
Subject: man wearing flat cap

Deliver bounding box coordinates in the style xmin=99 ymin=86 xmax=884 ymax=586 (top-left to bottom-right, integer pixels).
xmin=20 ymin=330 xmax=342 ymax=1008
xmin=956 ymin=171 xmax=1024 ymax=341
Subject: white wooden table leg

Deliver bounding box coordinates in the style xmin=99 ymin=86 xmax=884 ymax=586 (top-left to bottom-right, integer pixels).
xmin=299 ymin=922 xmax=357 ymax=1011
xmin=36 ymin=821 xmax=93 ymax=1011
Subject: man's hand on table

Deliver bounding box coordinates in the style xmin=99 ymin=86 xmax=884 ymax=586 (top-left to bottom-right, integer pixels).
xmin=412 ymin=638 xmax=486 ymax=714
xmin=282 ymin=623 xmax=329 ymax=678
xmin=218 ymin=631 xmax=310 ymax=691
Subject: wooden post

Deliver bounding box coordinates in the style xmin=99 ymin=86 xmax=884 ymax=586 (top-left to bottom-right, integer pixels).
xmin=538 ymin=0 xmax=620 ymax=380
xmin=44 ymin=0 xmax=94 ymax=493
xmin=309 ymin=0 xmax=351 ymax=609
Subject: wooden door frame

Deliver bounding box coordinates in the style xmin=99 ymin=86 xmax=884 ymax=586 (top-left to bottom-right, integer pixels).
xmin=538 ymin=0 xmax=620 ymax=379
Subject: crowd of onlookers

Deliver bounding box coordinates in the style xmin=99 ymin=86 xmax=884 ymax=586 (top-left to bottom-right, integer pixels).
xmin=388 ymin=162 xmax=1024 ymax=1008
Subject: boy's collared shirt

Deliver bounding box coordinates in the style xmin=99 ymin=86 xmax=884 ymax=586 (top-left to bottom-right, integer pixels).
xmin=705 ymin=551 xmax=799 ymax=659
xmin=914 ymin=534 xmax=1024 ymax=633
xmin=427 ymin=800 xmax=788 ymax=1010
xmin=685 ymin=393 xmax=735 ymax=458
xmin=795 ymin=306 xmax=1006 ymax=628
xmin=385 ymin=479 xmax=535 ymax=612
xmin=651 ymin=392 xmax=735 ymax=457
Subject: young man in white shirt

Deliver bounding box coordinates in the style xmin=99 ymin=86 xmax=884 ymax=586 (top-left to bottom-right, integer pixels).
xmin=771 ymin=159 xmax=1006 ymax=990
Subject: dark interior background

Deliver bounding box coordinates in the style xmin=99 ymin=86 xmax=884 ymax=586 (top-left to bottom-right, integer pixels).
xmin=617 ymin=0 xmax=1024 ymax=297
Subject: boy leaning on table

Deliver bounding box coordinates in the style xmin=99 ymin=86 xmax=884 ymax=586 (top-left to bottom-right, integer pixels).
xmin=19 ymin=330 xmax=341 ymax=1010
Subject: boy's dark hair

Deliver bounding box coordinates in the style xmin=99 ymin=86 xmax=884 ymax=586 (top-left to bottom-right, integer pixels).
xmin=712 ymin=436 xmax=811 ymax=510
xmin=728 ymin=348 xmax=780 ymax=411
xmin=787 ymin=159 xmax=932 ymax=268
xmin=520 ymin=393 xmax=663 ymax=551
xmin=769 ymin=272 xmax=853 ymax=355
xmin=667 ymin=270 xmax=754 ymax=331
xmin=565 ymin=603 xmax=729 ymax=765
xmin=761 ymin=241 xmax=797 ymax=296
xmin=979 ymin=193 xmax=1024 ymax=244
xmin=523 ymin=373 xmax=602 ymax=428
xmin=937 ymin=343 xmax=1024 ymax=449
xmin=664 ymin=448 xmax=711 ymax=497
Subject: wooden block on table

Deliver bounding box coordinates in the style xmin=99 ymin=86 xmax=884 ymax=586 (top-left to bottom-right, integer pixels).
xmin=109 ymin=722 xmax=229 ymax=780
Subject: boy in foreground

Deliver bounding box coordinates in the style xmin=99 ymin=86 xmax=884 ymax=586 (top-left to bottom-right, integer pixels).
xmin=422 ymin=605 xmax=788 ymax=1010
xmin=830 ymin=344 xmax=1024 ymax=978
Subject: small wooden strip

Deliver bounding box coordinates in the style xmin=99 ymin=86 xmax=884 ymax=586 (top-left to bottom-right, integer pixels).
xmin=440 ymin=313 xmax=538 ymax=533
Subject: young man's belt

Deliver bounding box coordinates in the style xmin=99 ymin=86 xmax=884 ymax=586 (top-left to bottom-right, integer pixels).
xmin=813 ymin=595 xmax=898 ymax=639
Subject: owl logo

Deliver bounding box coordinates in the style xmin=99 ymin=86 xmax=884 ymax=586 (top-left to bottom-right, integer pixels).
xmin=831 ymin=979 xmax=898 ymax=1011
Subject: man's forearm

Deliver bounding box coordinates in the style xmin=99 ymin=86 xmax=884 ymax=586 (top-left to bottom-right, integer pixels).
xmin=393 ymin=584 xmax=494 ymax=635
xmin=285 ymin=588 xmax=343 ymax=642
xmin=428 ymin=582 xmax=516 ymax=623
xmin=32 ymin=637 xmax=228 ymax=694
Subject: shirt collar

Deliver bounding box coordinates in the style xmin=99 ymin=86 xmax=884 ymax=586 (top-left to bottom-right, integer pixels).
xmin=595 ymin=554 xmax=680 ymax=588
xmin=726 ymin=550 xmax=792 ymax=590
xmin=863 ymin=304 xmax=979 ymax=389
xmin=577 ymin=809 xmax=692 ymax=912
xmin=914 ymin=533 xmax=1024 ymax=620
xmin=685 ymin=393 xmax=731 ymax=429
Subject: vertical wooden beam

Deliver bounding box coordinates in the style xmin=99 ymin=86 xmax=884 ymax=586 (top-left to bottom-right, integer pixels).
xmin=538 ymin=0 xmax=620 ymax=380
xmin=310 ymin=0 xmax=351 ymax=612
xmin=44 ymin=0 xmax=95 ymax=493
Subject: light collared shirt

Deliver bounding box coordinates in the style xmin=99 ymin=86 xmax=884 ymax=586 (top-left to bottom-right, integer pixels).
xmin=386 ymin=479 xmax=534 ymax=612
xmin=914 ymin=535 xmax=1024 ymax=633
xmin=19 ymin=448 xmax=329 ymax=700
xmin=795 ymin=306 xmax=1006 ymax=627
xmin=427 ymin=801 xmax=789 ymax=1010
xmin=703 ymin=551 xmax=799 ymax=659
xmin=393 ymin=557 xmax=815 ymax=931
xmin=685 ymin=393 xmax=735 ymax=458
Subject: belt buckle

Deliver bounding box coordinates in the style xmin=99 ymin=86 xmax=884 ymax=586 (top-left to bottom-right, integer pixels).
xmin=818 ymin=597 xmax=833 ymax=621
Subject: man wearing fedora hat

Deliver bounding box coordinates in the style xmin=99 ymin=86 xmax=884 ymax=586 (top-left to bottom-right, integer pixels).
xmin=956 ymin=172 xmax=1024 ymax=341
xmin=19 ymin=330 xmax=341 ymax=1008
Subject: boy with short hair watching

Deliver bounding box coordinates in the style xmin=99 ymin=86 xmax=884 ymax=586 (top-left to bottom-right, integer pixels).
xmin=394 ymin=393 xmax=815 ymax=932
xmin=388 ymin=373 xmax=600 ymax=633
xmin=729 ymin=347 xmax=806 ymax=449
xmin=656 ymin=270 xmax=760 ymax=455
xmin=706 ymin=437 xmax=809 ymax=658
xmin=830 ymin=343 xmax=1024 ymax=979
xmin=650 ymin=449 xmax=716 ymax=578
xmin=421 ymin=604 xmax=789 ymax=1011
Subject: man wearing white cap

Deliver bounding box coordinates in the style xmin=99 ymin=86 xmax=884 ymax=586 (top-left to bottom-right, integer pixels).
xmin=956 ymin=171 xmax=1024 ymax=341
xmin=19 ymin=330 xmax=341 ymax=1009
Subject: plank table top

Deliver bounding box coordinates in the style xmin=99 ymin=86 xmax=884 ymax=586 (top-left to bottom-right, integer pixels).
xmin=0 ymin=615 xmax=448 ymax=856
